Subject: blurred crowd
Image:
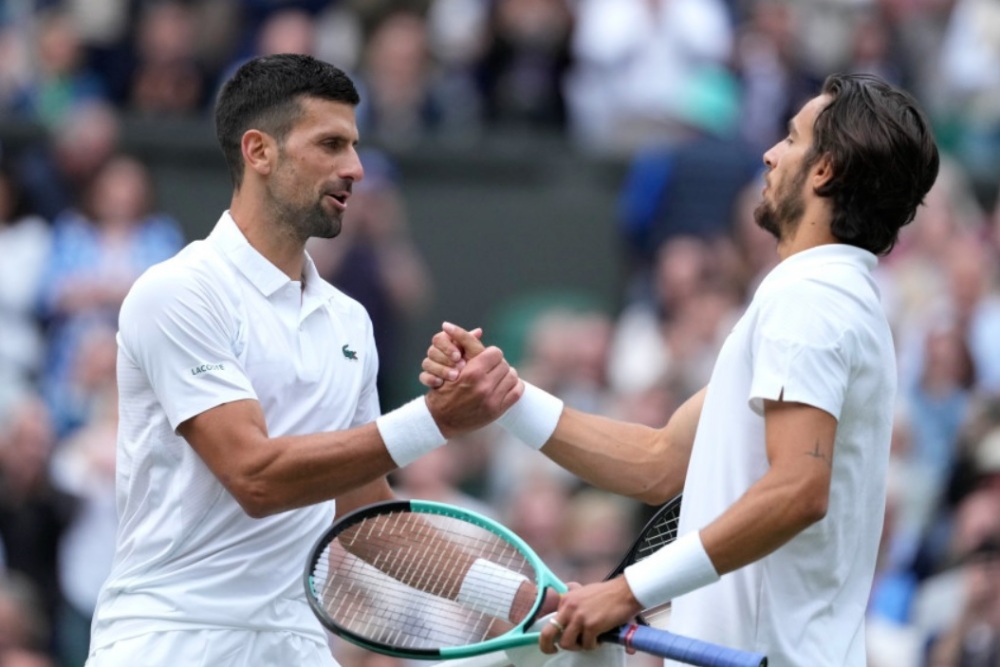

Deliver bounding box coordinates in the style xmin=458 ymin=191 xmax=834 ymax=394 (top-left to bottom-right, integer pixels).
xmin=0 ymin=0 xmax=999 ymax=666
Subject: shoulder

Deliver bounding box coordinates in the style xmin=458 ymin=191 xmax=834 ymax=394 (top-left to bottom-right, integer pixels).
xmin=122 ymin=241 xmax=233 ymax=319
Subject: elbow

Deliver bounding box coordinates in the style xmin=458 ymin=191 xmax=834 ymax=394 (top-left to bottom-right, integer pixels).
xmin=226 ymin=475 xmax=282 ymax=519
xmin=631 ymin=470 xmax=684 ymax=507
xmin=795 ymin=489 xmax=829 ymax=528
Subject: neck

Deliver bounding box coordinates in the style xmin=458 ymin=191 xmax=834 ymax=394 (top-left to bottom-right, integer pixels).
xmin=229 ymin=194 xmax=306 ymax=281
xmin=776 ymin=203 xmax=837 ymax=261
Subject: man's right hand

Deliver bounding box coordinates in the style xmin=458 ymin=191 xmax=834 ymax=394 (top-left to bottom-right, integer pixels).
xmin=420 ymin=322 xmax=487 ymax=388
xmin=423 ymin=323 xmax=522 ymax=437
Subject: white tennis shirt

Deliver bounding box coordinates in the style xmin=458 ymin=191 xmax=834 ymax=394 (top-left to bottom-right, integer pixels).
xmin=89 ymin=212 xmax=381 ymax=651
xmin=670 ymin=244 xmax=895 ymax=667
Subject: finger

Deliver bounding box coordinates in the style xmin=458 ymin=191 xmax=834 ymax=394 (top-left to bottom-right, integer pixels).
xmin=422 ymin=355 xmax=460 ymax=381
xmin=426 ymin=344 xmax=455 ymax=367
xmin=494 ymin=371 xmax=523 ymax=412
xmin=419 ymin=371 xmax=443 ymax=388
xmin=579 ymin=626 xmax=599 ymax=651
xmin=539 ymin=619 xmax=562 ymax=655
xmin=431 ymin=332 xmax=463 ymax=364
xmin=444 ymin=321 xmax=487 ymax=356
xmin=558 ymin=620 xmax=581 ymax=652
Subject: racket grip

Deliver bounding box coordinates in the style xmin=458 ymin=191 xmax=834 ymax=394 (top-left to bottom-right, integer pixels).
xmin=612 ymin=624 xmax=767 ymax=667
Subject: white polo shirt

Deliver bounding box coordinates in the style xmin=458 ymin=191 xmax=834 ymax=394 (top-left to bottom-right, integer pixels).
xmin=670 ymin=244 xmax=895 ymax=667
xmin=90 ymin=212 xmax=381 ymax=652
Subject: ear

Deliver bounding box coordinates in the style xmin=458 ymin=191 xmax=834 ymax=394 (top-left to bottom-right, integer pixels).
xmin=241 ymin=129 xmax=277 ymax=178
xmin=811 ymin=153 xmax=834 ymax=189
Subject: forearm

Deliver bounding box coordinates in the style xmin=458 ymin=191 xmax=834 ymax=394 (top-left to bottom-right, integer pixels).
xmin=530 ymin=387 xmax=705 ymax=505
xmin=623 ymin=464 xmax=825 ymax=610
xmin=700 ymin=466 xmax=827 ymax=575
xmin=543 ymin=409 xmax=685 ymax=504
xmin=229 ymin=422 xmax=399 ymax=517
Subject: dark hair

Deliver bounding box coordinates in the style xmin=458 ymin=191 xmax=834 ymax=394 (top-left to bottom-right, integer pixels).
xmin=807 ymin=73 xmax=939 ymax=256
xmin=214 ymin=54 xmax=360 ymax=188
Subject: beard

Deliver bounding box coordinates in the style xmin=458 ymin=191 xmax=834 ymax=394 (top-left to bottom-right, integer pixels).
xmin=754 ymin=165 xmax=808 ymax=241
xmin=266 ymin=178 xmax=344 ymax=242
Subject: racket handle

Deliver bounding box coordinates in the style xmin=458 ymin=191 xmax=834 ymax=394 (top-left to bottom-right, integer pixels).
xmin=610 ymin=624 xmax=767 ymax=667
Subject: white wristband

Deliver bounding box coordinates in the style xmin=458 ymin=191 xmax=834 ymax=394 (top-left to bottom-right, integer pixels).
xmin=375 ymin=397 xmax=447 ymax=467
xmin=457 ymin=558 xmax=528 ymax=621
xmin=623 ymin=530 xmax=720 ymax=609
xmin=496 ymin=382 xmax=563 ymax=450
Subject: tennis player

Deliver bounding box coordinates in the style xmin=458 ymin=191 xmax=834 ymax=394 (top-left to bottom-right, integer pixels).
xmin=421 ymin=73 xmax=940 ymax=666
xmin=84 ymin=54 xmax=525 ymax=667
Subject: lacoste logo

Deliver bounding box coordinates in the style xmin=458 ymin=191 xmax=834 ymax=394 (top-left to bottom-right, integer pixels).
xmin=342 ymin=344 xmax=358 ymax=361
xmin=191 ymin=363 xmax=225 ymax=376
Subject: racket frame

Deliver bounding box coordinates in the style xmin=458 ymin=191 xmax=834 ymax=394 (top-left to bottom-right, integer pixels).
xmin=303 ymin=499 xmax=566 ymax=659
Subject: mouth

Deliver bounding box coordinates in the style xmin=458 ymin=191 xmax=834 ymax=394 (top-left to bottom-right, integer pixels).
xmin=325 ymin=192 xmax=349 ymax=211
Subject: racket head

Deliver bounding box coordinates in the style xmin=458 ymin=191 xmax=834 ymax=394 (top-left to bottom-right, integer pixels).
xmin=606 ymin=494 xmax=681 ymax=579
xmin=304 ymin=499 xmax=565 ymax=659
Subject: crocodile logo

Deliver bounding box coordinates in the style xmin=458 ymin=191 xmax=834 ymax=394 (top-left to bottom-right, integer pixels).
xmin=342 ymin=344 xmax=358 ymax=361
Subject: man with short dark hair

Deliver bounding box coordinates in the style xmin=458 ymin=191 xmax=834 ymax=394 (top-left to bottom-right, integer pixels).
xmin=86 ymin=54 xmax=523 ymax=667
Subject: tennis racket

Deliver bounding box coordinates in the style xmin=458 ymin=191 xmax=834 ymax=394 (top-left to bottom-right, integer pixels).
xmin=304 ymin=499 xmax=766 ymax=667
xmin=442 ymin=494 xmax=683 ymax=667
xmin=604 ymin=493 xmax=682 ymax=629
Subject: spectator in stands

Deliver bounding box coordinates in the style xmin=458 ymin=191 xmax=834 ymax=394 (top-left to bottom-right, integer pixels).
xmin=50 ymin=327 xmax=118 ymax=667
xmin=564 ymin=0 xmax=735 ymax=152
xmin=921 ymin=484 xmax=1000 ymax=665
xmin=38 ymin=154 xmax=183 ymax=436
xmin=477 ymin=0 xmax=574 ymax=129
xmin=732 ymin=0 xmax=821 ymax=153
xmin=356 ymin=10 xmax=479 ymax=146
xmin=9 ymin=8 xmax=105 ymax=127
xmin=0 ymin=572 xmax=55 ymax=667
xmin=127 ymin=1 xmax=207 ymax=117
xmin=0 ymin=393 xmax=74 ymax=659
xmin=0 ymin=162 xmax=50 ymax=396
xmin=16 ymin=100 xmax=121 ymax=222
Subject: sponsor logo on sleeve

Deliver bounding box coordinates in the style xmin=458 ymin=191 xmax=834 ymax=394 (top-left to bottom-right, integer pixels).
xmin=191 ymin=363 xmax=225 ymax=376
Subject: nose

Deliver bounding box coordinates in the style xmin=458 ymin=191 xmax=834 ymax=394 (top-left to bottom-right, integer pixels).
xmin=762 ymin=145 xmax=777 ymax=170
xmin=344 ymin=147 xmax=365 ymax=183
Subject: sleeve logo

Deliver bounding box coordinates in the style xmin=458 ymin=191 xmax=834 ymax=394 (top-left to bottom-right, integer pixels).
xmin=191 ymin=363 xmax=225 ymax=376
xmin=342 ymin=344 xmax=358 ymax=361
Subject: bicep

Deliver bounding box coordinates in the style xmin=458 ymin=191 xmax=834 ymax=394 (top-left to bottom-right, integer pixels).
xmin=763 ymin=399 xmax=837 ymax=509
xmin=177 ymin=398 xmax=271 ymax=492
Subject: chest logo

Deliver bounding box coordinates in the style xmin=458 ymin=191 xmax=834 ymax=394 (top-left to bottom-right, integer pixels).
xmin=342 ymin=344 xmax=358 ymax=361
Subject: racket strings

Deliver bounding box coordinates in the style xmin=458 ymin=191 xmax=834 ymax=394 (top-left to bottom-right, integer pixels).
xmin=634 ymin=508 xmax=679 ymax=561
xmin=310 ymin=511 xmax=538 ymax=651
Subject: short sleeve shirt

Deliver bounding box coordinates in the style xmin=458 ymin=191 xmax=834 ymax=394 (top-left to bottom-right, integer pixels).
xmin=669 ymin=244 xmax=896 ymax=667
xmin=90 ymin=212 xmax=381 ymax=650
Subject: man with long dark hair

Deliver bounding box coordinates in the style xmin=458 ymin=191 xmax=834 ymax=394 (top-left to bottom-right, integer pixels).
xmin=422 ymin=73 xmax=940 ymax=666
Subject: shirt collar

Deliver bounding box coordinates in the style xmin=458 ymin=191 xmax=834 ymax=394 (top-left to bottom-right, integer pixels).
xmin=207 ymin=211 xmax=337 ymax=304
xmin=773 ymin=243 xmax=875 ymax=276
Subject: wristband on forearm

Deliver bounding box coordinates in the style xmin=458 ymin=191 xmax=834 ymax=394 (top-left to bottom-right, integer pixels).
xmin=375 ymin=396 xmax=447 ymax=467
xmin=457 ymin=558 xmax=529 ymax=621
xmin=496 ymin=382 xmax=564 ymax=450
xmin=622 ymin=530 xmax=720 ymax=609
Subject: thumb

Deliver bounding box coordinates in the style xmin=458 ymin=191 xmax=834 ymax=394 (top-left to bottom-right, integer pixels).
xmin=443 ymin=321 xmax=487 ymax=356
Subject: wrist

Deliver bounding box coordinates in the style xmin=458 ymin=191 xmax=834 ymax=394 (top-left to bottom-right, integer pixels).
xmin=457 ymin=558 xmax=529 ymax=621
xmin=376 ymin=396 xmax=447 ymax=467
xmin=622 ymin=530 xmax=720 ymax=609
xmin=496 ymin=382 xmax=563 ymax=450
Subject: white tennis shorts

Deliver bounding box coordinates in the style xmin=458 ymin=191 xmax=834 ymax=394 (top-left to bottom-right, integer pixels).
xmin=86 ymin=629 xmax=339 ymax=667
